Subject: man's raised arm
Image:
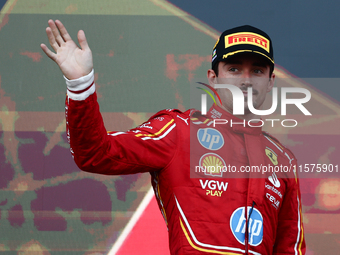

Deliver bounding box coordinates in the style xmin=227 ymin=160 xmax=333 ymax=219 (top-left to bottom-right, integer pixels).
xmin=40 ymin=20 xmax=177 ymax=175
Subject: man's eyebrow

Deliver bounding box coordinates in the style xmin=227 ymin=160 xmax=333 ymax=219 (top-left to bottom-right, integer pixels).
xmin=252 ymin=62 xmax=268 ymax=68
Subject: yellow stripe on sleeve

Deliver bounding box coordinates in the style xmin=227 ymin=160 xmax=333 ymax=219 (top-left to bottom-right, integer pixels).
xmin=135 ymin=119 xmax=174 ymax=137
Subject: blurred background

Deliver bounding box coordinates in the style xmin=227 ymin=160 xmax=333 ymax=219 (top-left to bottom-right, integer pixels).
xmin=0 ymin=0 xmax=339 ymax=254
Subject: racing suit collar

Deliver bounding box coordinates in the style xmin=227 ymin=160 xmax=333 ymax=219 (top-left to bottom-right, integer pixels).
xmin=208 ymin=104 xmax=262 ymax=136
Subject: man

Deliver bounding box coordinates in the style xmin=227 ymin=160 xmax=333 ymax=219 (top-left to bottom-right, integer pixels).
xmin=41 ymin=20 xmax=305 ymax=255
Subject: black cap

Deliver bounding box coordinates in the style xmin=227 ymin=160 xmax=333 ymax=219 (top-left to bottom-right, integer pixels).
xmin=212 ymin=25 xmax=274 ymax=69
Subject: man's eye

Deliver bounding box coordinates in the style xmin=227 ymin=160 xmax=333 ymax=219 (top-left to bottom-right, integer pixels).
xmin=254 ymin=69 xmax=264 ymax=74
xmin=229 ymin=67 xmax=238 ymax=72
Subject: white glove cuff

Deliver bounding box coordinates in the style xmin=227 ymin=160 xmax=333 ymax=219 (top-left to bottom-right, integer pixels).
xmin=65 ymin=69 xmax=95 ymax=101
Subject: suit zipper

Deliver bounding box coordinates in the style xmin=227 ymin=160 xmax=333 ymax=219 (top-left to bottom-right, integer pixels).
xmin=245 ymin=201 xmax=256 ymax=255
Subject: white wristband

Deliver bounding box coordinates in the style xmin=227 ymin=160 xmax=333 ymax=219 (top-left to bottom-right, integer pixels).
xmin=65 ymin=69 xmax=95 ymax=101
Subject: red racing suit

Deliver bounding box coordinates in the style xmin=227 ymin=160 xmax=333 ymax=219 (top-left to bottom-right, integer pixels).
xmin=65 ymin=70 xmax=306 ymax=255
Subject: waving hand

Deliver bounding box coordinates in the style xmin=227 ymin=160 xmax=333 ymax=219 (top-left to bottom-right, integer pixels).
xmin=41 ymin=20 xmax=93 ymax=80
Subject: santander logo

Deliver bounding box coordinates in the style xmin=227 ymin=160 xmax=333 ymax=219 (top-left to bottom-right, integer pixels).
xmin=268 ymin=172 xmax=280 ymax=188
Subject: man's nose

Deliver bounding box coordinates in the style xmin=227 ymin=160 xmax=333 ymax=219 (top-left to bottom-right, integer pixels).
xmin=241 ymin=71 xmax=252 ymax=86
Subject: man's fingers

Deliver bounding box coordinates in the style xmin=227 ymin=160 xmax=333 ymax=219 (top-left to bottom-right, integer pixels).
xmin=48 ymin=19 xmax=64 ymax=46
xmin=55 ymin=20 xmax=72 ymax=42
xmin=40 ymin=43 xmax=57 ymax=61
xmin=46 ymin=27 xmax=59 ymax=51
xmin=77 ymin=30 xmax=90 ymax=51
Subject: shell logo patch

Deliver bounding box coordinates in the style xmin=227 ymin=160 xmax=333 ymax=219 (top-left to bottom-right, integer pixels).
xmin=199 ymin=153 xmax=226 ymax=177
xmin=265 ymin=148 xmax=278 ymax=165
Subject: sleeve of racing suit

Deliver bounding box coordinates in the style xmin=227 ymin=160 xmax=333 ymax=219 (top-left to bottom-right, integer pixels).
xmin=272 ymin=166 xmax=306 ymax=255
xmin=65 ymin=70 xmax=177 ymax=175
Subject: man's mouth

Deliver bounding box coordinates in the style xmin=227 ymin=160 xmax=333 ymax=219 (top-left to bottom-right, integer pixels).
xmin=241 ymin=89 xmax=258 ymax=96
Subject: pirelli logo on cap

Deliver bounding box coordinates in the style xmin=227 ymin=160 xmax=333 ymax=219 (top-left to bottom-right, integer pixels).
xmin=225 ymin=32 xmax=270 ymax=53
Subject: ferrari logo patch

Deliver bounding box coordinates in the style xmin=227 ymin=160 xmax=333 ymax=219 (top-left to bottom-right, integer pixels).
xmin=265 ymin=148 xmax=278 ymax=165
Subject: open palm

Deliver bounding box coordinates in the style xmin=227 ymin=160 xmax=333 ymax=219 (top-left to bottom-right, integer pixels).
xmin=41 ymin=20 xmax=93 ymax=80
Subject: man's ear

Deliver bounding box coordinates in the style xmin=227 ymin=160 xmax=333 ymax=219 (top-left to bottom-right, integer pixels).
xmin=207 ymin=69 xmax=217 ymax=87
xmin=267 ymin=72 xmax=275 ymax=92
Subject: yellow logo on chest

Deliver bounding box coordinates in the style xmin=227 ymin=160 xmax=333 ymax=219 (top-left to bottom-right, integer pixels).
xmin=265 ymin=148 xmax=278 ymax=165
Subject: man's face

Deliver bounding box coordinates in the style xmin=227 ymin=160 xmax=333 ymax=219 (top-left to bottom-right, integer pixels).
xmin=207 ymin=53 xmax=275 ymax=116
